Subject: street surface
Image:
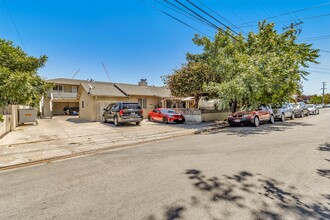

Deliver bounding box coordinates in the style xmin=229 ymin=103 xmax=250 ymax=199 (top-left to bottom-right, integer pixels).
xmin=0 ymin=116 xmax=214 ymax=168
xmin=0 ymin=109 xmax=329 ymax=220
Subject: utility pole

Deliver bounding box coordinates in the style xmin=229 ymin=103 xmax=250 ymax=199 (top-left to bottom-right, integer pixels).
xmin=321 ymin=82 xmax=327 ymax=106
xmin=283 ymin=21 xmax=304 ymax=35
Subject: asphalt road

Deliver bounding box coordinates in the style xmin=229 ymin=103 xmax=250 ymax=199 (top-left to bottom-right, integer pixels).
xmin=1 ymin=109 xmax=329 ymax=220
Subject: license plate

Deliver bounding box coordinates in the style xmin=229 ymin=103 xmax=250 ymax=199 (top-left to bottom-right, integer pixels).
xmin=234 ymin=119 xmax=240 ymax=123
xmin=131 ymin=112 xmax=136 ymax=115
xmin=178 ymin=118 xmax=182 ymax=120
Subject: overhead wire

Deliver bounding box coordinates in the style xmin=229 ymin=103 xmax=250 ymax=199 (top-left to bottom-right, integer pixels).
xmin=173 ymin=0 xmax=238 ymax=40
xmin=185 ymin=0 xmax=244 ymax=36
xmin=3 ymin=0 xmax=26 ymax=51
xmin=158 ymin=0 xmax=216 ymax=29
xmin=298 ymin=35 xmax=330 ymax=42
xmin=140 ymin=0 xmax=214 ymax=39
xmin=238 ymin=1 xmax=330 ymax=26
xmin=238 ymin=13 xmax=330 ymax=28
xmin=196 ymin=0 xmax=247 ymax=34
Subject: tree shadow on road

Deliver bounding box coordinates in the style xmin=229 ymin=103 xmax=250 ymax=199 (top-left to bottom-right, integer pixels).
xmin=146 ymin=169 xmax=329 ymax=220
xmin=206 ymin=121 xmax=313 ymax=137
xmin=318 ymin=143 xmax=330 ymax=152
xmin=317 ymin=142 xmax=330 ymax=179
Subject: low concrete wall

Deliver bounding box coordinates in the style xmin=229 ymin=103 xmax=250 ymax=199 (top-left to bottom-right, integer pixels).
xmin=0 ymin=105 xmax=32 ymax=139
xmin=201 ymin=112 xmax=230 ymax=122
xmin=181 ymin=109 xmax=230 ymax=122
xmin=0 ymin=115 xmax=11 ymax=138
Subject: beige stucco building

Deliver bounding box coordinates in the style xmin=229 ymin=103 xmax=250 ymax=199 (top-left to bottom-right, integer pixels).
xmin=42 ymin=78 xmax=175 ymax=121
xmin=79 ymin=81 xmax=172 ymax=121
xmin=42 ymin=78 xmax=84 ymax=118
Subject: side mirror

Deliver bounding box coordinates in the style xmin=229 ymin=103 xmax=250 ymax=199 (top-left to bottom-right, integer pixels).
xmin=103 ymin=108 xmax=106 ymax=111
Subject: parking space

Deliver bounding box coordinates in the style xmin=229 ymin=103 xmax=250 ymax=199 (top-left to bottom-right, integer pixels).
xmin=0 ymin=116 xmax=214 ymax=168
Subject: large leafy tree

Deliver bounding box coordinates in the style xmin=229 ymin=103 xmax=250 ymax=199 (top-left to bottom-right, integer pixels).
xmin=163 ymin=62 xmax=212 ymax=108
xmin=0 ymin=38 xmax=50 ymax=108
xmin=168 ymin=22 xmax=319 ymax=112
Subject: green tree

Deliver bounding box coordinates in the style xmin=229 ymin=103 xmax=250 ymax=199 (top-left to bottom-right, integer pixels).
xmin=163 ymin=62 xmax=211 ymax=108
xmin=186 ymin=22 xmax=319 ymax=112
xmin=0 ymin=38 xmax=50 ymax=108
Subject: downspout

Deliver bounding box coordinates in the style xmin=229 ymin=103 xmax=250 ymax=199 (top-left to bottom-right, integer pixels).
xmin=50 ymin=92 xmax=53 ymax=119
xmin=95 ymin=96 xmax=98 ymax=122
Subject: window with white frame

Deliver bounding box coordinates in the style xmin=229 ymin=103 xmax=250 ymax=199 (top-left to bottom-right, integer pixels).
xmin=138 ymin=98 xmax=147 ymax=108
xmin=53 ymin=85 xmax=63 ymax=91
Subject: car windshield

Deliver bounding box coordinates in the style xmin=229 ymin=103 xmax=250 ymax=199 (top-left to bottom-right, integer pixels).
xmin=160 ymin=109 xmax=176 ymax=114
xmin=306 ymin=104 xmax=314 ymax=108
xmin=123 ymin=103 xmax=141 ymax=110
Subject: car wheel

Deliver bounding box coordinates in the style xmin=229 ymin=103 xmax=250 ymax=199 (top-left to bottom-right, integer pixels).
xmin=291 ymin=112 xmax=295 ymax=120
xmin=114 ymin=117 xmax=119 ymax=126
xmin=103 ymin=116 xmax=107 ymax=123
xmin=307 ymin=111 xmax=310 ymax=116
xmin=269 ymin=115 xmax=275 ymax=124
xmin=281 ymin=113 xmax=285 ymax=122
xmin=253 ymin=116 xmax=259 ymax=127
xmin=163 ymin=117 xmax=168 ymax=124
xmin=300 ymin=111 xmax=304 ymax=118
xmin=147 ymin=115 xmax=152 ymax=121
xmin=136 ymin=121 xmax=141 ymax=126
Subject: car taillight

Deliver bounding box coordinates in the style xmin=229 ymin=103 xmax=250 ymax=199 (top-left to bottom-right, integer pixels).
xmin=141 ymin=110 xmax=143 ymax=114
xmin=119 ymin=110 xmax=124 ymax=116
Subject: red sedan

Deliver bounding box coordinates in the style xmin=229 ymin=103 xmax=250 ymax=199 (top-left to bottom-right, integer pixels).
xmin=148 ymin=108 xmax=185 ymax=124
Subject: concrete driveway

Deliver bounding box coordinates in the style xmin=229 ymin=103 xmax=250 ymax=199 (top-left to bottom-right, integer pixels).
xmin=0 ymin=116 xmax=217 ymax=168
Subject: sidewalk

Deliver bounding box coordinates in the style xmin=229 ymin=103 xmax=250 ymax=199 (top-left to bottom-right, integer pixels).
xmin=0 ymin=116 xmax=226 ymax=170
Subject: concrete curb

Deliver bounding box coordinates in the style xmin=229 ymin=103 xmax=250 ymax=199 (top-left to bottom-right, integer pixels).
xmin=194 ymin=123 xmax=228 ymax=134
xmin=0 ymin=123 xmax=229 ymax=171
xmin=0 ymin=130 xmax=194 ymax=171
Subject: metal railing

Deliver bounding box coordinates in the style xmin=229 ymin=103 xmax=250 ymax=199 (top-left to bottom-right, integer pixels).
xmin=49 ymin=91 xmax=78 ymax=99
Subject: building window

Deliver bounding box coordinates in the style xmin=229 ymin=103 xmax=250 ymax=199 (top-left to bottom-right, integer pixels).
xmin=82 ymin=100 xmax=85 ymax=109
xmin=53 ymin=85 xmax=63 ymax=91
xmin=138 ymin=98 xmax=147 ymax=108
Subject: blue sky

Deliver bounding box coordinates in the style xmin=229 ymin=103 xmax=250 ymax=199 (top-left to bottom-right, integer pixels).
xmin=0 ymin=0 xmax=329 ymax=95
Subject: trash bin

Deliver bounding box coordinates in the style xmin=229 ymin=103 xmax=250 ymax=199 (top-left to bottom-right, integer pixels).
xmin=18 ymin=109 xmax=38 ymax=125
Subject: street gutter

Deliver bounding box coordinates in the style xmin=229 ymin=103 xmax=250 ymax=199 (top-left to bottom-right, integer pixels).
xmin=0 ymin=123 xmax=228 ymax=171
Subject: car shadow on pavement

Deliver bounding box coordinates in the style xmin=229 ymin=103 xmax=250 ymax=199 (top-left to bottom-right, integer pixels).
xmin=206 ymin=121 xmax=313 ymax=137
xmin=146 ymin=169 xmax=330 ymax=220
xmin=66 ymin=117 xmax=91 ymax=124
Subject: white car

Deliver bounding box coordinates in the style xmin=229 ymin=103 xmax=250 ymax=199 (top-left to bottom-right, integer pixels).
xmin=306 ymin=104 xmax=319 ymax=115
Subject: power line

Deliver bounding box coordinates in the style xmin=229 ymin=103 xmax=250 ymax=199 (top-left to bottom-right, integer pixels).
xmin=173 ymin=0 xmax=220 ymax=30
xmin=152 ymin=0 xmax=214 ymax=28
xmin=298 ymin=35 xmax=330 ymax=42
xmin=173 ymin=0 xmax=237 ymax=39
xmin=195 ymin=0 xmax=247 ymax=34
xmin=141 ymin=0 xmax=214 ymax=39
xmin=238 ymin=1 xmax=330 ymax=26
xmin=3 ymin=0 xmax=26 ymax=51
xmin=185 ymin=0 xmax=243 ymax=37
xmin=238 ymin=13 xmax=330 ymax=28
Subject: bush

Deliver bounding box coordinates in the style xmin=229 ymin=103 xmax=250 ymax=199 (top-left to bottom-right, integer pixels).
xmin=0 ymin=114 xmax=3 ymax=122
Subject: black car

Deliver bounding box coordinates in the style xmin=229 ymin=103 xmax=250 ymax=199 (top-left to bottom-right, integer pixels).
xmin=63 ymin=106 xmax=79 ymax=115
xmin=103 ymin=102 xmax=143 ymax=126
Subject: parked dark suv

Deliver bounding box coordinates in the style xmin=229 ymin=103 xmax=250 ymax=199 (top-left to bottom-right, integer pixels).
xmin=103 ymin=102 xmax=143 ymax=126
